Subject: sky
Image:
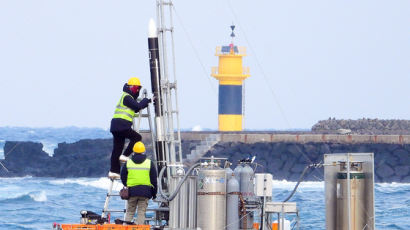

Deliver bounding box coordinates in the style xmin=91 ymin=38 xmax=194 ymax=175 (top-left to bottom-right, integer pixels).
xmin=0 ymin=0 xmax=409 ymax=130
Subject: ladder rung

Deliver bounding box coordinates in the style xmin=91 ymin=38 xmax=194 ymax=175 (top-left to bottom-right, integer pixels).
xmin=147 ymin=207 xmax=169 ymax=212
xmin=103 ymin=210 xmax=126 ymax=213
xmin=139 ymin=130 xmax=152 ymax=133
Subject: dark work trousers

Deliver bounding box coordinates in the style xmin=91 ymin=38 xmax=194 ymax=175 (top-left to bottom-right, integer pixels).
xmin=110 ymin=129 xmax=142 ymax=173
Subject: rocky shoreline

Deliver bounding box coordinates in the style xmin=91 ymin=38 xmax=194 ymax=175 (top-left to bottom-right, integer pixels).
xmin=1 ymin=138 xmax=409 ymax=183
xmin=312 ymin=118 xmax=410 ymax=135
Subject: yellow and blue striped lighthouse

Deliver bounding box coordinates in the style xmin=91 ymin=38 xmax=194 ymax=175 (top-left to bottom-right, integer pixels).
xmin=211 ymin=25 xmax=250 ymax=131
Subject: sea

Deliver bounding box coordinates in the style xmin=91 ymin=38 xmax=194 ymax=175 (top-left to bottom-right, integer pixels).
xmin=0 ymin=177 xmax=409 ymax=230
xmin=0 ymin=128 xmax=409 ymax=229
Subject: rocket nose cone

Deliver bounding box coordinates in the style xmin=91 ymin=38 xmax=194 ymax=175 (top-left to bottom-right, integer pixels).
xmin=148 ymin=18 xmax=157 ymax=38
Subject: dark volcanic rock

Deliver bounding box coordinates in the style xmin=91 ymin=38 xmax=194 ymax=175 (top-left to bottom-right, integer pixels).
xmin=393 ymin=149 xmax=410 ymax=165
xmin=3 ymin=141 xmax=51 ymax=176
xmin=290 ymin=163 xmax=306 ymax=173
xmin=1 ymin=139 xmax=410 ymax=183
xmin=376 ymin=164 xmax=395 ymax=180
xmin=1 ymin=139 xmax=113 ymax=177
xmin=395 ymin=166 xmax=410 ymax=177
xmin=402 ymin=175 xmax=410 ymax=183
xmin=51 ymin=139 xmax=113 ymax=177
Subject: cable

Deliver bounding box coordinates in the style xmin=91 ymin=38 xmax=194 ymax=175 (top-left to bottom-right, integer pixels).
xmin=224 ymin=209 xmax=253 ymax=230
xmin=0 ymin=161 xmax=9 ymax=172
xmin=158 ymin=162 xmax=200 ymax=201
xmin=282 ymin=164 xmax=313 ymax=202
xmin=0 ymin=142 xmax=20 ymax=173
xmin=172 ymin=4 xmax=217 ymax=95
xmin=225 ymin=0 xmax=292 ymax=129
xmin=265 ymin=215 xmax=273 ymax=230
xmin=4 ymin=142 xmax=20 ymax=158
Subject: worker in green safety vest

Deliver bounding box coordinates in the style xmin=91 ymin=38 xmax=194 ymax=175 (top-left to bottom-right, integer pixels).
xmin=109 ymin=77 xmax=152 ymax=179
xmin=120 ymin=141 xmax=158 ymax=225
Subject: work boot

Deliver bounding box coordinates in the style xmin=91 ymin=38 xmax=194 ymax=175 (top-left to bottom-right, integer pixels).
xmin=108 ymin=171 xmax=120 ymax=179
xmin=119 ymin=155 xmax=129 ymax=163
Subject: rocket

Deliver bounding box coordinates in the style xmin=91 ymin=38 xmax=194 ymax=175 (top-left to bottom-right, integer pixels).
xmin=148 ymin=18 xmax=163 ymax=119
xmin=148 ymin=18 xmax=167 ymax=180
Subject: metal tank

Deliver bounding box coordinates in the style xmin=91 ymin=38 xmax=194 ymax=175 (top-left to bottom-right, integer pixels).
xmin=240 ymin=164 xmax=255 ymax=200
xmin=234 ymin=164 xmax=242 ymax=182
xmin=336 ymin=162 xmax=366 ymax=230
xmin=197 ymin=166 xmax=227 ymax=230
xmin=226 ymin=167 xmax=233 ymax=194
xmin=187 ymin=176 xmax=197 ymax=228
xmin=226 ymin=175 xmax=240 ymax=230
xmin=240 ymin=164 xmax=255 ymax=229
xmin=226 ymin=167 xmax=234 ymax=181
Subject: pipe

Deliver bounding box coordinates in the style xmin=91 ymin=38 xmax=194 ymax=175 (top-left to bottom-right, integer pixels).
xmin=282 ymin=164 xmax=318 ymax=202
xmin=158 ymin=162 xmax=200 ymax=201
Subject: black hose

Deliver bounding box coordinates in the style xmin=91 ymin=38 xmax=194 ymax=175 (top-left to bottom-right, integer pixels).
xmin=282 ymin=165 xmax=312 ymax=202
xmin=259 ymin=202 xmax=264 ymax=230
xmin=158 ymin=162 xmax=200 ymax=201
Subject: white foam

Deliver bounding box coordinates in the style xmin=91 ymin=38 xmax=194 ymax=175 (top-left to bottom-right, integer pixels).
xmin=0 ymin=175 xmax=33 ymax=181
xmin=40 ymin=141 xmax=58 ymax=156
xmin=30 ymin=191 xmax=47 ymax=202
xmin=0 ymin=140 xmax=4 ymax=159
xmin=192 ymin=125 xmax=202 ymax=131
xmin=51 ymin=177 xmax=123 ymax=191
xmin=272 ymin=180 xmax=324 ymax=190
xmin=272 ymin=180 xmax=410 ymax=192
xmin=0 ymin=190 xmax=47 ymax=202
xmin=376 ymin=182 xmax=410 ymax=187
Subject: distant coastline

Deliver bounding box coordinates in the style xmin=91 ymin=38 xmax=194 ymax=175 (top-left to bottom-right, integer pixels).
xmin=1 ymin=136 xmax=409 ymax=183
xmin=1 ymin=119 xmax=409 ymax=182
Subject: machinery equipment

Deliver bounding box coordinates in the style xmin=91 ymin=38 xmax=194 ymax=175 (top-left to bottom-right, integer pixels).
xmin=324 ymin=153 xmax=375 ymax=230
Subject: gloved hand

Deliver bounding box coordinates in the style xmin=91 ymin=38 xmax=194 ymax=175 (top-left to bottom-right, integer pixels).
xmin=140 ymin=98 xmax=150 ymax=108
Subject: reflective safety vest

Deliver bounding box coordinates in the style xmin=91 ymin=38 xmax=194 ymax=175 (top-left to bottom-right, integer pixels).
xmin=126 ymin=158 xmax=152 ymax=187
xmin=113 ymin=92 xmax=135 ymax=122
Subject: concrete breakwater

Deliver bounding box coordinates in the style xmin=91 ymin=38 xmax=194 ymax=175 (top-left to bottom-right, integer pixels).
xmin=204 ymin=141 xmax=410 ymax=182
xmin=0 ymin=133 xmax=409 ymax=182
xmin=312 ymin=118 xmax=410 ymax=135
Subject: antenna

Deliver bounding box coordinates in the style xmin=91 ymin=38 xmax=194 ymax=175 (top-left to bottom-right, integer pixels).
xmin=230 ymin=23 xmax=236 ymax=43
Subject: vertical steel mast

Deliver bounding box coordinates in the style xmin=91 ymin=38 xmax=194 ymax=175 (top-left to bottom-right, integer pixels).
xmin=156 ymin=0 xmax=182 ymax=168
xmin=155 ymin=0 xmax=185 ymax=228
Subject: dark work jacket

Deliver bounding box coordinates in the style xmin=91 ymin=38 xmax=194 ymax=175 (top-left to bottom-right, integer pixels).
xmin=120 ymin=154 xmax=158 ymax=199
xmin=110 ymin=84 xmax=150 ymax=132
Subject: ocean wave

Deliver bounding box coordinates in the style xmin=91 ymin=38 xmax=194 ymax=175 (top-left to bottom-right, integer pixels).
xmin=0 ymin=140 xmax=4 ymax=160
xmin=272 ymin=180 xmax=324 ymax=189
xmin=0 ymin=223 xmax=35 ymax=230
xmin=40 ymin=140 xmax=58 ymax=156
xmin=30 ymin=190 xmax=47 ymax=202
xmin=0 ymin=176 xmax=33 ymax=181
xmin=0 ymin=191 xmax=47 ymax=203
xmin=50 ymin=177 xmax=123 ymax=191
xmin=376 ymin=182 xmax=410 ymax=188
xmin=273 ymin=180 xmax=410 ymax=192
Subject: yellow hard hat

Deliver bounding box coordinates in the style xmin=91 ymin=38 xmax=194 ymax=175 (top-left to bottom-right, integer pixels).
xmin=127 ymin=77 xmax=141 ymax=86
xmin=133 ymin=141 xmax=146 ymax=154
